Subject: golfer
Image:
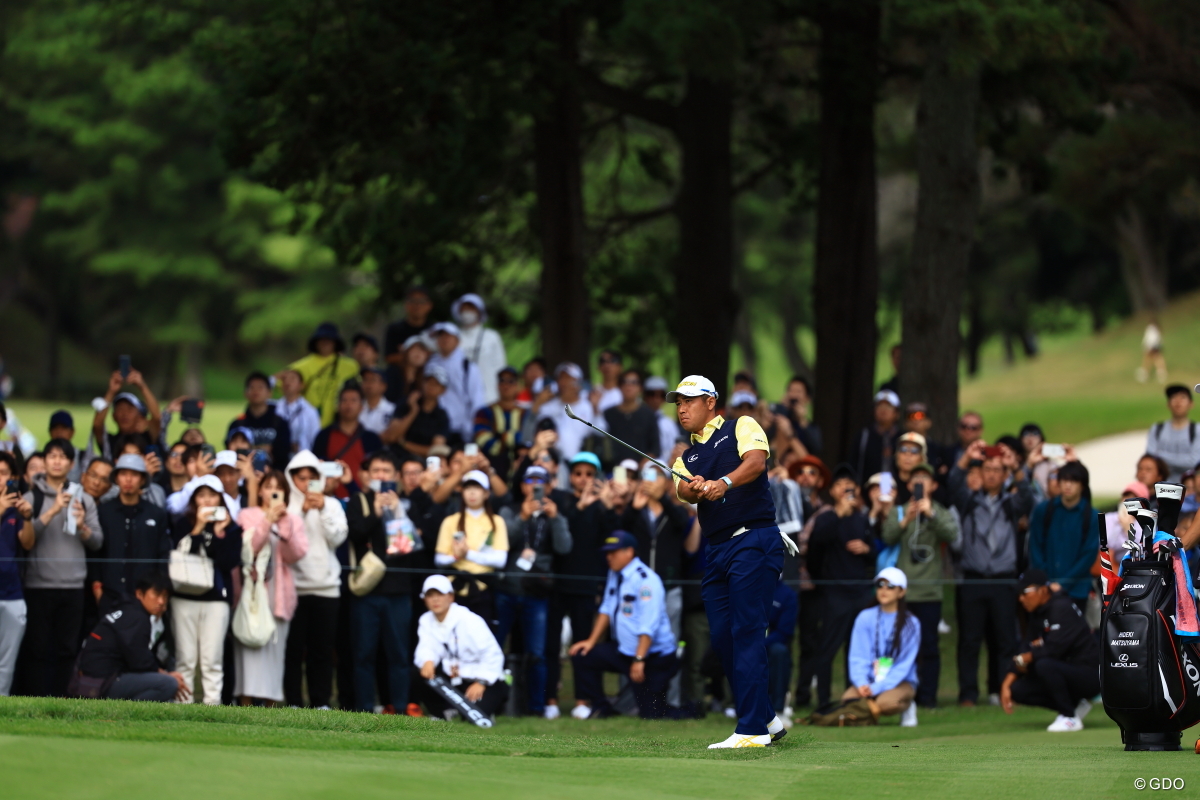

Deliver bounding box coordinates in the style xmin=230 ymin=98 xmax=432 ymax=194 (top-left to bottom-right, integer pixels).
xmin=670 ymin=375 xmax=794 ymax=748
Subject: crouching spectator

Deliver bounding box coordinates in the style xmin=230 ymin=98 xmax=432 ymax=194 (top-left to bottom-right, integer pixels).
xmin=414 ymin=575 xmax=509 ymax=721
xmin=72 ymin=573 xmax=189 ymax=702
xmin=842 ymin=567 xmax=920 ymax=726
xmin=568 ymin=531 xmax=678 ymax=720
xmin=1000 ymin=569 xmax=1100 ymax=732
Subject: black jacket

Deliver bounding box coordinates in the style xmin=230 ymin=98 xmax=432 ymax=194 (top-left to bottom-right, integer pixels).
xmin=1019 ymin=590 xmax=1099 ymax=670
xmin=621 ymin=502 xmax=691 ymax=586
xmin=807 ymin=510 xmax=877 ymax=587
xmin=559 ymin=491 xmax=618 ymax=596
xmin=169 ymin=518 xmax=243 ymax=603
xmin=78 ymin=600 xmax=162 ymax=678
xmin=228 ymin=405 xmax=292 ymax=470
xmin=346 ymin=490 xmax=413 ymax=595
xmin=96 ymin=498 xmax=173 ymax=604
xmin=855 ymin=424 xmax=900 ymax=485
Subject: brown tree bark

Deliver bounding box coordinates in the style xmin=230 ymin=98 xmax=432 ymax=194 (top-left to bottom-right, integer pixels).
xmin=534 ymin=10 xmax=590 ymax=368
xmin=898 ymin=45 xmax=981 ymax=445
xmin=812 ymin=0 xmax=881 ymax=466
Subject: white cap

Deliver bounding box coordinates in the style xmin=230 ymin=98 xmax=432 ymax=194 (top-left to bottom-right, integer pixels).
xmin=644 ymin=376 xmax=668 ymax=392
xmin=425 ymin=364 xmax=450 ymax=387
xmin=554 ymin=362 xmax=583 ymax=381
xmin=420 ymin=575 xmax=455 ymax=598
xmin=875 ymin=566 xmax=908 ymax=590
xmin=618 ymin=458 xmax=639 ymax=473
xmin=730 ymin=390 xmax=758 ymax=408
xmin=874 ymin=390 xmax=901 ymax=408
xmin=430 ymin=321 xmax=462 ymax=338
xmin=666 ymin=375 xmax=719 ymax=403
xmin=452 ymin=293 xmax=487 ymax=324
xmin=462 ymin=470 xmax=491 ymax=491
xmin=402 ymin=334 xmax=433 ymax=351
xmin=214 ymin=450 xmax=238 ymax=470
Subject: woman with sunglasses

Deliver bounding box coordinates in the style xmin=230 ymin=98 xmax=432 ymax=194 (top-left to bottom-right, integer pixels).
xmin=843 ymin=567 xmax=920 ymax=726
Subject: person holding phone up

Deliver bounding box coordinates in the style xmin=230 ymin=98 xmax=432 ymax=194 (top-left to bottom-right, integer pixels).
xmin=880 ymin=463 xmax=959 ymax=709
xmin=0 ymin=452 xmax=32 ymax=696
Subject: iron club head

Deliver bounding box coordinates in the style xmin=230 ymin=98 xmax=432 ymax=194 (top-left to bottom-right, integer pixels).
xmin=563 ymin=404 xmax=582 ymax=422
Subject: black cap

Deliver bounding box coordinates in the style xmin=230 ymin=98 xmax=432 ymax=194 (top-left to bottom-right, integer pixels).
xmin=1166 ymin=384 xmax=1192 ymax=399
xmin=352 ymin=332 xmax=379 ymax=351
xmin=405 ymin=284 xmax=431 ymax=299
xmin=1019 ymin=568 xmax=1049 ymax=589
xmin=497 ymin=365 xmax=518 ymax=378
xmin=832 ymin=462 xmax=859 ymax=485
xmin=1019 ymin=422 xmax=1044 ymax=439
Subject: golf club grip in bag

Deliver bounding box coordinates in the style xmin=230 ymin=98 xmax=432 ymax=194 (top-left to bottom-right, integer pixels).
xmin=1100 ymin=556 xmax=1200 ymax=750
xmin=428 ymin=676 xmax=494 ymax=728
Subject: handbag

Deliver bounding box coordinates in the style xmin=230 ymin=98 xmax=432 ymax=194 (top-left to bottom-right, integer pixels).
xmin=348 ymin=494 xmax=387 ymax=597
xmin=169 ymin=534 xmax=214 ymax=596
xmin=232 ymin=536 xmax=277 ymax=648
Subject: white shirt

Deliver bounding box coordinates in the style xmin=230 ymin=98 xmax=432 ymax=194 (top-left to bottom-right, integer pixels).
xmin=655 ymin=409 xmax=680 ymax=462
xmin=359 ymin=396 xmax=396 ymax=436
xmin=428 ymin=346 xmax=487 ymax=443
xmin=538 ymin=396 xmax=604 ymax=461
xmin=414 ymin=603 xmax=505 ymax=684
xmin=457 ymin=325 xmax=508 ymax=405
xmin=275 ymin=396 xmax=322 ymax=453
xmin=595 ymin=386 xmax=622 ymax=414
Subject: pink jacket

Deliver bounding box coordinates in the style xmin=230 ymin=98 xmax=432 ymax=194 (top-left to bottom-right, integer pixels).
xmin=237 ymin=507 xmax=309 ymax=621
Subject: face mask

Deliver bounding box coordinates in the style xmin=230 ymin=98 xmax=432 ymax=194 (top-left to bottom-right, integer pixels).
xmin=458 ymin=310 xmax=480 ymax=327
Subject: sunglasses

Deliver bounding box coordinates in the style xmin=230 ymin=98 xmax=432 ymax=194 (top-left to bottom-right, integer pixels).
xmin=897 ymin=445 xmax=922 ymax=455
xmin=875 ymin=580 xmax=900 ymax=590
xmin=800 ymin=466 xmax=820 ymax=477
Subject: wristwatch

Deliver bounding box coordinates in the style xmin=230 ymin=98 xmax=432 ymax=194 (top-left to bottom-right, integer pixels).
xmin=720 ymin=476 xmax=733 ymax=488
xmin=633 ymin=655 xmax=646 ymax=663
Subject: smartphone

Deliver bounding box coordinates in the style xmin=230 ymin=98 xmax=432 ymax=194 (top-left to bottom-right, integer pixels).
xmin=308 ymin=479 xmax=324 ymax=493
xmin=210 ymin=506 xmax=227 ymax=522
xmin=144 ymin=444 xmax=162 ymax=460
xmin=251 ymin=450 xmax=270 ymax=472
xmin=613 ymin=466 xmax=627 ymax=486
xmin=380 ymin=480 xmax=398 ymax=495
xmin=464 ymin=443 xmax=479 ymax=458
xmin=318 ymin=462 xmax=344 ymax=478
xmin=181 ymin=398 xmax=204 ymax=425
xmin=531 ymin=377 xmax=544 ymax=394
xmin=878 ymin=472 xmax=895 ymax=502
xmin=1042 ymin=443 xmax=1066 ymax=459
xmin=426 ymin=456 xmax=441 ymax=472
xmin=269 ymin=491 xmax=283 ymax=504
xmin=5 ymin=479 xmax=19 ymax=496
xmin=453 ymin=531 xmax=465 ymax=542
xmin=533 ymin=484 xmax=544 ymax=502
xmin=913 ymin=482 xmax=925 ymax=501
xmin=199 ymin=443 xmax=217 ymax=460
xmin=118 ymin=355 xmax=131 ymax=380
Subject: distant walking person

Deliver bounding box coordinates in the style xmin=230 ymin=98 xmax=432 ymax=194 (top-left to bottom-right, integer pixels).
xmin=1136 ymin=320 xmax=1166 ymax=384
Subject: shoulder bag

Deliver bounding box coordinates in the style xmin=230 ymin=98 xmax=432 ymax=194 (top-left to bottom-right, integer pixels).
xmin=348 ymin=494 xmax=387 ymax=596
xmin=232 ymin=535 xmax=277 ymax=648
xmin=169 ymin=533 xmax=214 ymax=596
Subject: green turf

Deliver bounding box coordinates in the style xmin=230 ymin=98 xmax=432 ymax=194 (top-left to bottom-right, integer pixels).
xmin=0 ymin=696 xmax=1189 ymax=799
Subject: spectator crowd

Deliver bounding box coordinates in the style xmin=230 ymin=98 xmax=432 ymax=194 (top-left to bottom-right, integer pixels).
xmin=0 ymin=286 xmax=1196 ymax=733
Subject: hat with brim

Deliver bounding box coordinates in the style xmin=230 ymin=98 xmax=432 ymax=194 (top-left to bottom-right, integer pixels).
xmin=831 ymin=462 xmax=859 ymax=485
xmin=420 ymin=574 xmax=454 ymax=598
xmin=462 ymin=469 xmax=490 ymax=491
xmin=911 ymin=462 xmax=936 ymax=479
xmin=875 ymin=567 xmax=908 ymax=589
xmin=308 ymin=321 xmax=345 ymax=353
xmin=787 ymin=455 xmax=831 ymax=488
xmin=570 ymin=452 xmax=601 ymax=471
xmin=666 ymin=375 xmax=718 ymax=403
xmin=1019 ymin=568 xmax=1049 ymax=589
xmin=644 ymin=376 xmax=669 ymax=392
xmin=599 ymin=530 xmax=638 ymax=552
xmin=114 ymin=453 xmax=147 ymax=475
xmin=114 ymin=392 xmax=147 ymax=415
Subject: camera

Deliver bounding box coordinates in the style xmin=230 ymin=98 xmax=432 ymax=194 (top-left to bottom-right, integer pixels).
xmin=180 ymin=398 xmax=204 ymax=425
xmin=210 ymin=506 xmax=227 ymax=522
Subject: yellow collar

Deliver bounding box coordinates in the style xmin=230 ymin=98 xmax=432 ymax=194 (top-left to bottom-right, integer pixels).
xmin=690 ymin=415 xmax=727 ymax=444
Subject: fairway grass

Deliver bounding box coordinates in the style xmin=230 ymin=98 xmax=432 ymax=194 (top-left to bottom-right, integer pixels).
xmin=0 ymin=697 xmax=1191 ymax=799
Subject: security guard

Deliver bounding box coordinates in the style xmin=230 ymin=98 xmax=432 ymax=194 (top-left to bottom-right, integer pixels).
xmin=670 ymin=374 xmax=796 ymax=748
xmin=568 ymin=531 xmax=679 ymax=719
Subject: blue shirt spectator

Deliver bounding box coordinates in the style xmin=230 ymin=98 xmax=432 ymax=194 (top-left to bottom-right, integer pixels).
xmin=848 ymin=606 xmax=920 ymax=697
xmin=598 ymin=554 xmax=676 ymax=657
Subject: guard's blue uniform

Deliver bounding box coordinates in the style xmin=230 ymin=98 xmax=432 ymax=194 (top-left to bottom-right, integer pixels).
xmin=570 ymin=555 xmax=679 ymax=718
xmin=674 ymin=414 xmax=782 ymax=736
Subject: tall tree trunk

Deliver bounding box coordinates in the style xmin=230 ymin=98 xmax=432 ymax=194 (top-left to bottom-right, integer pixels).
xmin=675 ymin=73 xmax=735 ymax=400
xmin=534 ymin=10 xmax=589 ymax=368
xmin=812 ymin=0 xmax=880 ymax=465
xmin=1114 ymin=202 xmax=1167 ymax=313
xmin=898 ymin=45 xmax=980 ymax=446
xmin=182 ymin=341 xmax=203 ymax=398
xmin=780 ymin=288 xmax=813 ymax=382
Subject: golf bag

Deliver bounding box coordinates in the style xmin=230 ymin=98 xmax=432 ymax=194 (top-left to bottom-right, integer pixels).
xmin=1100 ymin=485 xmax=1200 ymax=751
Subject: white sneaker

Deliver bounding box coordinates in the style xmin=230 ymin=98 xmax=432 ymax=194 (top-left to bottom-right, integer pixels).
xmin=1046 ymin=714 xmax=1084 ymax=732
xmin=707 ymin=732 xmax=772 ymax=749
xmin=544 ymin=704 xmax=561 ymax=720
xmin=767 ymin=715 xmax=787 ymax=742
xmin=900 ymin=703 xmax=918 ymax=728
xmin=938 ymin=619 xmax=952 ymax=635
xmin=570 ymin=704 xmax=592 ymax=720
xmin=987 ymin=693 xmax=1001 ymax=706
xmin=315 ymin=705 xmax=332 ymax=711
xmin=1074 ymin=698 xmax=1092 ymax=721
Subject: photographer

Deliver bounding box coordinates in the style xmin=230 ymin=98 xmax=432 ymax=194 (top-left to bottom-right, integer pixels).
xmin=1000 ymin=569 xmax=1099 ymax=732
xmin=74 ymin=572 xmax=188 ymax=703
xmin=346 ymin=451 xmax=417 ymax=714
xmin=170 ymin=476 xmax=243 ymax=704
xmin=434 ymin=470 xmax=508 ymax=624
xmin=18 ymin=438 xmax=103 ymax=697
xmin=806 ymin=463 xmax=875 ymax=711
xmin=496 ymin=464 xmax=572 ymax=717
xmin=414 ymin=575 xmax=508 ymax=721
xmin=773 ymin=376 xmax=823 ymax=457
xmin=228 ymin=372 xmax=291 ymax=470
xmin=91 ymin=368 xmax=163 ymax=461
xmin=386 ymin=366 xmax=451 ymax=459
xmin=94 ymin=454 xmax=172 ymax=616
xmin=880 ymin=463 xmax=959 ymax=708
xmin=0 ymin=452 xmax=31 ymax=696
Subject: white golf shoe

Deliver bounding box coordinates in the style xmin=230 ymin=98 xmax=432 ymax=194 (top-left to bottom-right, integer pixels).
xmin=767 ymin=715 xmax=787 ymax=742
xmin=570 ymin=704 xmax=592 ymax=720
xmin=708 ymin=732 xmax=772 ymax=749
xmin=544 ymin=704 xmax=561 ymax=720
xmin=1046 ymin=714 xmax=1084 ymax=732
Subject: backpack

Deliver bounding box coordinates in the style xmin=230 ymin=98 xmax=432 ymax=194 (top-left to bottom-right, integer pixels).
xmin=1100 ymin=556 xmax=1200 ymax=750
xmin=1153 ymin=421 xmax=1196 ymax=445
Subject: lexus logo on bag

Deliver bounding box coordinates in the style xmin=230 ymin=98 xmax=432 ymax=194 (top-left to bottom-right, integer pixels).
xmin=1119 ymin=653 xmax=1129 ymax=662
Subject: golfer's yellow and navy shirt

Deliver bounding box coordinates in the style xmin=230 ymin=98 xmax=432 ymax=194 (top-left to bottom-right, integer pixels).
xmin=672 ymin=415 xmax=776 ymax=542
xmin=670 ymin=415 xmax=770 ymax=484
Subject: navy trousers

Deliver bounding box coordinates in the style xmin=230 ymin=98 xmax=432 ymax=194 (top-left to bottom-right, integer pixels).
xmin=702 ymin=526 xmax=784 ymax=735
xmin=571 ymin=641 xmax=678 ymax=719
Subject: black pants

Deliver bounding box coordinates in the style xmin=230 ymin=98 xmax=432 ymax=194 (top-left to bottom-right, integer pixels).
xmin=18 ymin=588 xmax=84 ymax=697
xmin=814 ymin=586 xmax=869 ymax=710
xmin=795 ymin=588 xmax=820 ymax=705
xmin=1010 ymin=657 xmax=1099 ymax=717
xmin=908 ymin=600 xmax=942 ymax=707
xmin=284 ymin=595 xmax=339 ymax=708
xmin=419 ymin=675 xmax=509 ymax=720
xmin=571 ymin=641 xmax=678 ymax=719
xmin=546 ymin=591 xmax=598 ymax=703
xmin=956 ymin=580 xmax=1018 ymax=703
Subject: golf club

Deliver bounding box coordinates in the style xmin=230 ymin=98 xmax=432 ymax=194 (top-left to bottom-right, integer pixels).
xmin=563 ymin=404 xmax=691 ymax=482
